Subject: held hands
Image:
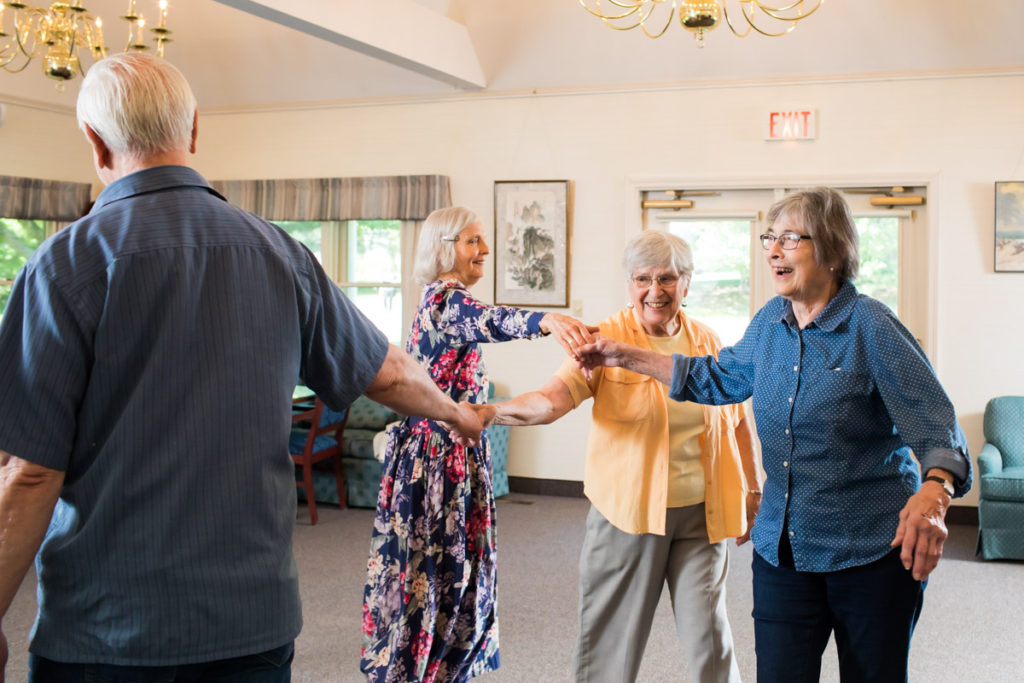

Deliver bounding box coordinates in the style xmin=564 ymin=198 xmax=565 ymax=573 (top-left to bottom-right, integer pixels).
xmin=540 ymin=313 xmax=600 ymax=363
xmin=891 ymin=481 xmax=951 ymax=581
xmin=575 ymin=338 xmax=632 ymax=372
xmin=447 ymin=403 xmax=497 ymax=447
xmin=440 ymin=401 xmax=487 ymax=448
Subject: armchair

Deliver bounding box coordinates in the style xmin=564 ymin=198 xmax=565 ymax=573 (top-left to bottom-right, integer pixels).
xmin=976 ymin=395 xmax=1024 ymax=560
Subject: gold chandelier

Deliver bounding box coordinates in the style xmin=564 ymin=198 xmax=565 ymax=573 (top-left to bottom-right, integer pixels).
xmin=580 ymin=0 xmax=823 ymax=48
xmin=0 ymin=0 xmax=173 ymax=90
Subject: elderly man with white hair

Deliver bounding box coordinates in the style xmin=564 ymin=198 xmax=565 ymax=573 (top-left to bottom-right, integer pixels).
xmin=0 ymin=52 xmax=485 ymax=682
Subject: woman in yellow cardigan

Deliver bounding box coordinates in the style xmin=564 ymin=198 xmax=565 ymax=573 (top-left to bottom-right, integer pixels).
xmin=480 ymin=230 xmax=762 ymax=683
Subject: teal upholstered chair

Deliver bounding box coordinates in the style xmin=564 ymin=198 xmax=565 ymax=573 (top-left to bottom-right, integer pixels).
xmin=976 ymin=396 xmax=1024 ymax=560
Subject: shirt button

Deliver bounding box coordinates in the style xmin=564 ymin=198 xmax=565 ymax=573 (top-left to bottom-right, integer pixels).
xmin=785 ymin=429 xmax=790 ymax=434
xmin=785 ymin=492 xmax=789 ymax=499
xmin=788 ymin=397 xmax=794 ymax=403
xmin=793 ymin=365 xmax=799 ymax=371
xmin=783 ymin=461 xmax=789 ymax=467
xmin=789 ymin=530 xmax=795 ymax=537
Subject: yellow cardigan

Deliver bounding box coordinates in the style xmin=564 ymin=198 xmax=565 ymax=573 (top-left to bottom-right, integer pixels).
xmin=555 ymin=306 xmax=762 ymax=541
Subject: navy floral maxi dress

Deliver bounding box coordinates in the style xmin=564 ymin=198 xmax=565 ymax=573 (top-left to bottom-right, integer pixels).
xmin=361 ymin=278 xmax=545 ymax=683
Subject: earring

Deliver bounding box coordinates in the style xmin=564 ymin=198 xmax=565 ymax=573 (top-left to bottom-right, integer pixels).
xmin=681 ymin=300 xmax=688 ymax=308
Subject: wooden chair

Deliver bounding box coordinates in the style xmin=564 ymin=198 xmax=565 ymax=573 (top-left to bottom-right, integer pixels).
xmin=290 ymin=397 xmax=349 ymax=524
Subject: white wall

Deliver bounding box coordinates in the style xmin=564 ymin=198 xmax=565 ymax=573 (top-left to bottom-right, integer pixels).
xmin=5 ymin=73 xmax=1024 ymax=505
xmin=0 ymin=102 xmax=94 ymax=182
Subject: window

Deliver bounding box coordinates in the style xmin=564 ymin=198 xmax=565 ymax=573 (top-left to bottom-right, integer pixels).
xmin=851 ymin=215 xmax=899 ymax=314
xmin=643 ymin=184 xmax=931 ymax=353
xmin=278 ymin=220 xmax=404 ymax=343
xmin=666 ymin=218 xmax=755 ymax=346
xmin=1 ymin=218 xmax=52 ymax=319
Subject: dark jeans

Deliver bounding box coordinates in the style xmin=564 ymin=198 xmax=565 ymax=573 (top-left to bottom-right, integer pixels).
xmin=28 ymin=641 xmax=294 ymax=683
xmin=752 ymin=549 xmax=925 ymax=683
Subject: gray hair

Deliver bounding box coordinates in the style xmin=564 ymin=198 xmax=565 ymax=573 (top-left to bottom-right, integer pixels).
xmin=622 ymin=230 xmax=694 ymax=282
xmin=413 ymin=206 xmax=480 ymax=285
xmin=766 ymin=187 xmax=859 ymax=281
xmin=77 ymin=53 xmax=197 ymax=159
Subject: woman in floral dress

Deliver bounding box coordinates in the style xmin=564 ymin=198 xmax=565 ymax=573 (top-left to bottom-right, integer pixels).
xmin=361 ymin=206 xmax=594 ymax=683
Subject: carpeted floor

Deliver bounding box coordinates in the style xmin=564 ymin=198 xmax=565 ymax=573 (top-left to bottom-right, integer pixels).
xmin=4 ymin=495 xmax=1023 ymax=681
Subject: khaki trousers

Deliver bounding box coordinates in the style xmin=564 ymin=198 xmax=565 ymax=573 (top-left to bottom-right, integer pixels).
xmin=573 ymin=504 xmax=741 ymax=683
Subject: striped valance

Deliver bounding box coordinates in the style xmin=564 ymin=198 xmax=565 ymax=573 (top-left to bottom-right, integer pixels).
xmin=0 ymin=175 xmax=93 ymax=222
xmin=209 ymin=175 xmax=452 ymax=221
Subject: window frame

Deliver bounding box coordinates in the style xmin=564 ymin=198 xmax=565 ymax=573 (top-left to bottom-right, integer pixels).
xmin=282 ymin=219 xmax=411 ymax=344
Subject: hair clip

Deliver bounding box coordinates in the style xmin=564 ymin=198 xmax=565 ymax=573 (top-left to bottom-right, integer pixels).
xmin=440 ymin=235 xmax=459 ymax=242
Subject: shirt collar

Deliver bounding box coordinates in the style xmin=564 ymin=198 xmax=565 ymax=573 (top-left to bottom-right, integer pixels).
xmin=780 ymin=279 xmax=859 ymax=331
xmin=91 ymin=165 xmax=226 ymax=213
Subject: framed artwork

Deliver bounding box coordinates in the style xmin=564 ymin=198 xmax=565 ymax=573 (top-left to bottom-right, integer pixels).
xmin=493 ymin=180 xmax=571 ymax=307
xmin=995 ymin=181 xmax=1024 ymax=272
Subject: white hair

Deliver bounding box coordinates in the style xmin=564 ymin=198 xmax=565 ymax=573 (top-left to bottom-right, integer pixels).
xmin=77 ymin=52 xmax=196 ymax=159
xmin=413 ymin=206 xmax=480 ymax=285
xmin=622 ymin=230 xmax=694 ymax=281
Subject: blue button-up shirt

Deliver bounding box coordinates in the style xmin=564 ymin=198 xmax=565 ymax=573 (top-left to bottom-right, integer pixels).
xmin=669 ymin=280 xmax=971 ymax=572
xmin=0 ymin=165 xmax=389 ymax=663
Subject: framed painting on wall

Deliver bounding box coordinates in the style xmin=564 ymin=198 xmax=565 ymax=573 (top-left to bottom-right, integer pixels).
xmin=493 ymin=180 xmax=571 ymax=307
xmin=995 ymin=181 xmax=1024 ymax=272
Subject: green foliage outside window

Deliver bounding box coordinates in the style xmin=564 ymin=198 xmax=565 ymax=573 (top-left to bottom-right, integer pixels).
xmin=669 ymin=220 xmax=752 ymax=318
xmin=853 ymin=216 xmax=898 ymax=315
xmin=1 ymin=218 xmax=48 ymax=314
xmin=348 ymin=220 xmax=401 ymax=282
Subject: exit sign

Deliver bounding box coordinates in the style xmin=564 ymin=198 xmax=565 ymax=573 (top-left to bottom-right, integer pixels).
xmin=766 ymin=109 xmax=817 ymax=140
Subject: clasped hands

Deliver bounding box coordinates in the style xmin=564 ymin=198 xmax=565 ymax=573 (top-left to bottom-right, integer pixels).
xmin=539 ymin=312 xmax=601 ymax=365
xmin=445 ymin=403 xmax=497 ymax=448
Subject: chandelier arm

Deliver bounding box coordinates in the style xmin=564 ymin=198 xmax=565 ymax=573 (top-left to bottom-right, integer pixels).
xmin=720 ymin=1 xmax=754 ymax=37
xmin=0 ymin=51 xmax=33 ymax=72
xmin=751 ymin=0 xmax=824 ymax=22
xmin=638 ymin=2 xmax=675 ymax=39
xmin=579 ymin=0 xmax=645 ymax=22
xmin=14 ymin=11 xmax=40 ymax=59
xmin=737 ymin=0 xmax=796 ymax=37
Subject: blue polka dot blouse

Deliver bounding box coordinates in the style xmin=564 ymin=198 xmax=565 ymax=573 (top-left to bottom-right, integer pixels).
xmin=670 ymin=280 xmax=972 ymax=572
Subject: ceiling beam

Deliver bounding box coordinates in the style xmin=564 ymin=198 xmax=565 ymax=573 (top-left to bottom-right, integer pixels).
xmin=213 ymin=0 xmax=486 ymax=90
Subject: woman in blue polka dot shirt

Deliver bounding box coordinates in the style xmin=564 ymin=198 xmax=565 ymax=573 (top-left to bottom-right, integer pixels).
xmin=576 ymin=187 xmax=971 ymax=683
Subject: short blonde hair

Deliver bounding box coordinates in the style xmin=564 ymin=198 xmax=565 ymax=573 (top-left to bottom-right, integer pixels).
xmin=413 ymin=206 xmax=480 ymax=285
xmin=766 ymin=187 xmax=859 ymax=281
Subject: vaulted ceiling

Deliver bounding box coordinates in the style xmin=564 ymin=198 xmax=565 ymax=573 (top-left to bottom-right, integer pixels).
xmin=2 ymin=0 xmax=1021 ymax=112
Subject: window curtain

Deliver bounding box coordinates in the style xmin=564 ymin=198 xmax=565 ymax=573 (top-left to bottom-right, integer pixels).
xmin=209 ymin=175 xmax=451 ymax=222
xmin=399 ymin=220 xmax=426 ymax=342
xmin=0 ymin=175 xmax=93 ymax=222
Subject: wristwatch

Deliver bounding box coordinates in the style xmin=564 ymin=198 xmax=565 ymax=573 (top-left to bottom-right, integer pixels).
xmin=923 ymin=475 xmax=955 ymax=497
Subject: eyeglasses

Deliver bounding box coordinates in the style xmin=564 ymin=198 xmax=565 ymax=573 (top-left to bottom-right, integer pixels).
xmin=760 ymin=233 xmax=813 ymax=250
xmin=630 ymin=274 xmax=680 ymax=288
